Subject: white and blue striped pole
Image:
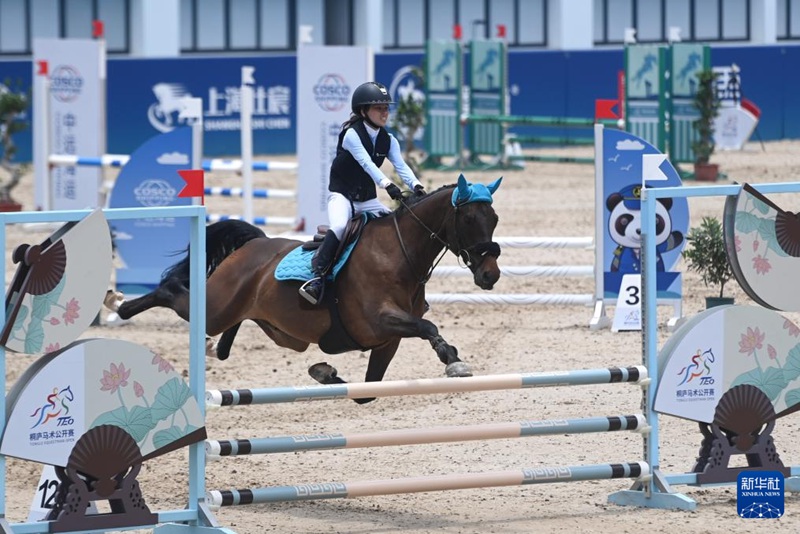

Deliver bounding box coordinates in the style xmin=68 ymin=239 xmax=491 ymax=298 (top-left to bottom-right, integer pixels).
xmin=206 ymin=366 xmax=647 ymax=406
xmin=204 ymin=186 xmax=296 ymax=199
xmin=48 ymin=154 xmax=298 ymax=172
xmin=205 ymin=213 xmax=295 ymax=226
xmin=206 ymin=414 xmax=647 ymax=458
xmin=207 ymin=462 xmax=649 ymax=506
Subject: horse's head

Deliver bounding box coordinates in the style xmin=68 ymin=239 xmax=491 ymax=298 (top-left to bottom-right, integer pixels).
xmin=447 ymin=174 xmax=502 ymax=289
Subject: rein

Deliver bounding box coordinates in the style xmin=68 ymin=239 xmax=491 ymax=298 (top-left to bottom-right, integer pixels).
xmin=392 ymin=202 xmax=451 ymax=286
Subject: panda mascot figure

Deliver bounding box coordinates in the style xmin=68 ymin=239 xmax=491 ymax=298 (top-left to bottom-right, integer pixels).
xmin=607 ymin=184 xmax=683 ymax=273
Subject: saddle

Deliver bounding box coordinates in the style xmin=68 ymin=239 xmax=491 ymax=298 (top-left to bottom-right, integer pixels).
xmin=301 ymin=215 xmax=369 ymax=263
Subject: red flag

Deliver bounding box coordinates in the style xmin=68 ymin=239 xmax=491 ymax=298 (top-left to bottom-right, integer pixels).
xmin=92 ymin=20 xmax=104 ymax=39
xmin=177 ymin=170 xmax=205 ymax=202
xmin=496 ymin=24 xmax=507 ymax=38
xmin=37 ymin=60 xmax=48 ymax=76
xmin=453 ymin=24 xmax=462 ymax=40
xmin=595 ymin=99 xmax=621 ymax=120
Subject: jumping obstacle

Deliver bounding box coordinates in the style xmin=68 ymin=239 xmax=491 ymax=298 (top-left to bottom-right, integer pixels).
xmin=49 ymin=153 xmax=299 ymax=228
xmin=427 ymin=235 xmax=597 ymax=307
xmin=423 ymin=38 xmax=615 ymax=169
xmin=48 ymin=154 xmax=298 ymax=172
xmin=0 ymin=205 xmax=236 ymax=533
xmin=204 ymin=366 xmax=649 ymax=506
xmin=466 ymin=114 xmax=614 ymax=166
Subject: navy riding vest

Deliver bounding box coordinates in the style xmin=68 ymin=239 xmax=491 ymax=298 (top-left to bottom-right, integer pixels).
xmin=328 ymin=120 xmax=390 ymax=202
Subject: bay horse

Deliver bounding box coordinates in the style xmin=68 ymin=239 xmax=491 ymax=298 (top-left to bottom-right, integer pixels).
xmin=107 ymin=175 xmax=502 ymax=402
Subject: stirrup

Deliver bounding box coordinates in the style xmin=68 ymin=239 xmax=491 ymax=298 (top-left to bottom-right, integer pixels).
xmin=299 ymin=277 xmax=324 ymax=305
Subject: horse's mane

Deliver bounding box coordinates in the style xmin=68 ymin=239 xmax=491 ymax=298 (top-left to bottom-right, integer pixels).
xmin=160 ymin=220 xmax=266 ymax=286
xmin=399 ymin=183 xmax=456 ymax=210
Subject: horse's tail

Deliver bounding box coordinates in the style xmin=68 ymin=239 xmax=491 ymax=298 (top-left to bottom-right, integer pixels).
xmin=160 ymin=220 xmax=267 ymax=287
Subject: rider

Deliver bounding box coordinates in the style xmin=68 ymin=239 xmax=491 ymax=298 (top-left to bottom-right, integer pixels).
xmin=299 ymin=81 xmax=426 ymax=305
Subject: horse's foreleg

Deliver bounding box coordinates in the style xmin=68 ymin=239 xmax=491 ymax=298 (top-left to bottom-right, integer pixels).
xmin=381 ymin=312 xmax=471 ymax=378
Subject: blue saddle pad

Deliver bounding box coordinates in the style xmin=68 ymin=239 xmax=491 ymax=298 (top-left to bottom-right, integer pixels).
xmin=274 ymin=241 xmax=357 ymax=282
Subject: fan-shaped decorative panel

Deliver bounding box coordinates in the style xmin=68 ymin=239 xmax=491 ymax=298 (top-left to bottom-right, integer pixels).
xmin=654 ymin=305 xmax=800 ymax=423
xmin=1 ymin=209 xmax=113 ymax=354
xmin=0 ymin=338 xmax=206 ymax=468
xmin=723 ymin=183 xmax=800 ymax=311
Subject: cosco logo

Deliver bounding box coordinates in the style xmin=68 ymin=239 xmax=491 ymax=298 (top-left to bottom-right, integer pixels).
xmin=50 ymin=66 xmax=84 ymax=103
xmin=313 ymin=74 xmax=349 ymax=112
xmin=134 ymin=180 xmax=177 ymax=207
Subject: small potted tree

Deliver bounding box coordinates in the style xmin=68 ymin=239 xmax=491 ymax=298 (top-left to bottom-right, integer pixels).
xmin=682 ymin=216 xmax=734 ymax=308
xmin=691 ymin=68 xmax=721 ymax=181
xmin=391 ymin=66 xmax=426 ymax=179
xmin=0 ymin=81 xmax=29 ymax=211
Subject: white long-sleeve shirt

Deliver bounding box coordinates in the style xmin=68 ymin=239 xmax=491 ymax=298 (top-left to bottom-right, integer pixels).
xmin=341 ymin=123 xmax=421 ymax=191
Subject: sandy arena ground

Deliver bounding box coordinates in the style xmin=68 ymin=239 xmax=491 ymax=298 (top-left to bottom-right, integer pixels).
xmin=2 ymin=140 xmax=800 ymax=533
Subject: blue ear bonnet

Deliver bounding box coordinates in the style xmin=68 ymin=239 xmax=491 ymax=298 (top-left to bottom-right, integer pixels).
xmin=451 ymin=175 xmax=503 ymax=206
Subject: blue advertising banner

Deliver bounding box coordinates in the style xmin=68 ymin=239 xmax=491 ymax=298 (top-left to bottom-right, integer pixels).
xmin=4 ymin=43 xmax=800 ymax=165
xmin=600 ymin=127 xmax=687 ymax=300
xmin=107 ymin=126 xmax=193 ymax=295
xmin=106 ymin=55 xmax=295 ymax=157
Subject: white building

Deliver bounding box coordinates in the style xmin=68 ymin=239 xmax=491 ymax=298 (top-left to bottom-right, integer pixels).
xmin=0 ymin=0 xmax=796 ymax=58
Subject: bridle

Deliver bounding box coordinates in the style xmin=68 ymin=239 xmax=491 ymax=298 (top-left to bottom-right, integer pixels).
xmin=392 ymin=192 xmax=501 ymax=287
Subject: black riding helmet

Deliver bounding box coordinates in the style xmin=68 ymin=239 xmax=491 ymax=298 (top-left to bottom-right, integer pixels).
xmin=351 ymin=82 xmax=392 ymax=114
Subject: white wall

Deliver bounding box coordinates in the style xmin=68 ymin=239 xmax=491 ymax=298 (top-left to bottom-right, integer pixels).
xmin=549 ymin=0 xmax=594 ymax=50
xmin=131 ymin=0 xmax=180 ymax=57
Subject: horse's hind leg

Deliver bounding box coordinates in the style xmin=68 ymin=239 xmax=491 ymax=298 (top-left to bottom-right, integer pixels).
xmin=308 ymin=339 xmax=400 ymax=405
xmin=309 ymin=362 xmax=377 ymax=404
xmin=210 ymin=322 xmax=241 ymax=360
xmin=104 ymin=290 xmax=124 ymax=312
xmin=117 ymin=278 xmax=190 ymax=321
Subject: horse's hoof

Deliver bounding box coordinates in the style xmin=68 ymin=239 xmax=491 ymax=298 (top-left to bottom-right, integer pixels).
xmin=445 ymin=362 xmax=472 ymax=378
xmin=206 ymin=338 xmax=220 ymax=359
xmin=103 ymin=290 xmax=124 ymax=312
xmin=308 ymin=362 xmax=337 ymax=383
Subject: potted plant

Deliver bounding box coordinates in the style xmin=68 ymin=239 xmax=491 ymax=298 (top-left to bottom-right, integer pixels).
xmin=682 ymin=216 xmax=734 ymax=308
xmin=0 ymin=81 xmax=29 ymax=211
xmin=691 ymin=68 xmax=721 ymax=182
xmin=391 ymin=65 xmax=426 ymax=178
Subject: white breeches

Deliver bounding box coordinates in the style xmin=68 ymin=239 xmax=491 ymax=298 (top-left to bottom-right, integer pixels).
xmin=327 ymin=192 xmax=391 ymax=240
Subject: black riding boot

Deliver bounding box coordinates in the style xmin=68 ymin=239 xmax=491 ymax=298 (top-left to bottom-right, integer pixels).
xmin=299 ymin=230 xmax=340 ymax=305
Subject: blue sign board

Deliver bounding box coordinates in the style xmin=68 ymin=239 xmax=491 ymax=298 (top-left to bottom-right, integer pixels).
xmin=107 ymin=126 xmax=194 ymax=295
xmin=106 ymin=55 xmax=296 ymax=157
xmin=601 ymin=128 xmax=687 ymax=300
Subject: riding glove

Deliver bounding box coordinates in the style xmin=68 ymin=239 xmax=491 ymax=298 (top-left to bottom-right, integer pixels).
xmin=414 ymin=184 xmax=426 ymax=197
xmin=385 ymin=183 xmax=403 ymax=200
